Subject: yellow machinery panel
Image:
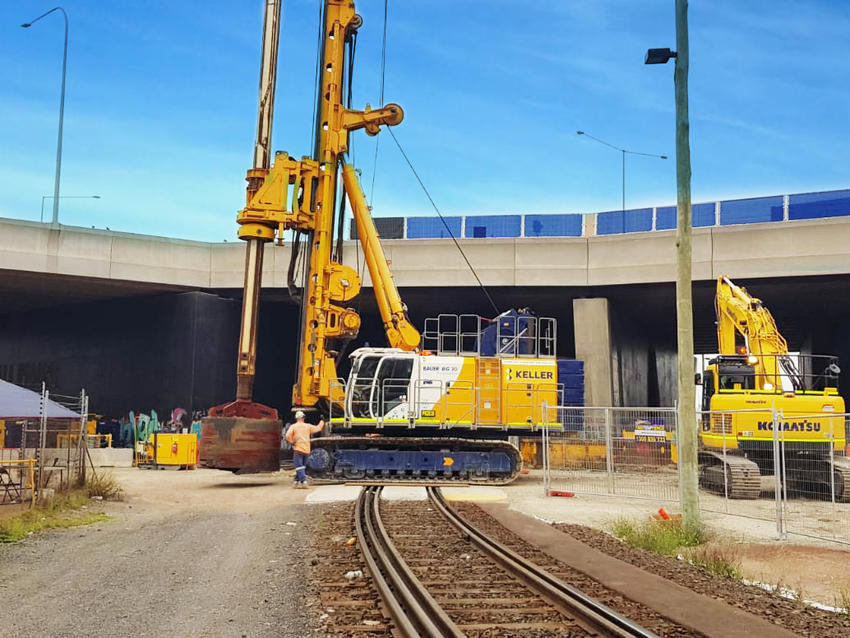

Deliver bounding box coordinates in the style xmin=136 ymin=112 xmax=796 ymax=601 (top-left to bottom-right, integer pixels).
xmin=147 ymin=433 xmax=198 ymax=468
xmin=501 ymin=359 xmax=559 ymax=427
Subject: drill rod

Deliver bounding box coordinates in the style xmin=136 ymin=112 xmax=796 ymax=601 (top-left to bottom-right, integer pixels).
xmin=234 ymin=0 xmax=281 ymax=402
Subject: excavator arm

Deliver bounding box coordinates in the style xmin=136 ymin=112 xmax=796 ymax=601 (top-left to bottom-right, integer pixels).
xmin=715 ymin=276 xmax=789 ymax=389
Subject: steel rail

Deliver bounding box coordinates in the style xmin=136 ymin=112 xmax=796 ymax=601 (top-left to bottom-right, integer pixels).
xmin=354 ymin=486 xmax=464 ymax=638
xmin=427 ymin=487 xmax=660 ymax=638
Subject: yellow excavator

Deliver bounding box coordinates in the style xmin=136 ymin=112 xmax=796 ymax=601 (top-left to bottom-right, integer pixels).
xmin=200 ymin=0 xmax=565 ymax=482
xmin=698 ymin=276 xmax=848 ymax=499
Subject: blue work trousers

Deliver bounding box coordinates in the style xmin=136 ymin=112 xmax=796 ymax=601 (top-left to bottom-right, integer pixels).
xmin=293 ymin=451 xmax=308 ymax=483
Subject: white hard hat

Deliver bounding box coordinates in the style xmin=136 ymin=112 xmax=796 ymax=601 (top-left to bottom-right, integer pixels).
xmin=294 ymin=410 xmax=306 ymax=419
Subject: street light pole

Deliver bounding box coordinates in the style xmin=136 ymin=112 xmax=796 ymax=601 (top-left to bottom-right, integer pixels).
xmin=40 ymin=195 xmax=101 ymax=223
xmin=645 ymin=0 xmax=699 ymax=530
xmin=576 ymin=130 xmax=667 ymax=213
xmin=22 ymin=7 xmax=69 ymax=227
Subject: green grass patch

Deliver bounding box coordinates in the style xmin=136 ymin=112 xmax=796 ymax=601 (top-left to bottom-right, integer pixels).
xmin=685 ymin=543 xmax=743 ymax=579
xmin=610 ymin=515 xmax=746 ymax=580
xmin=85 ymin=470 xmax=124 ymax=500
xmin=610 ymin=516 xmax=708 ymax=556
xmin=834 ymin=585 xmax=850 ymax=620
xmin=0 ymin=492 xmax=110 ymax=543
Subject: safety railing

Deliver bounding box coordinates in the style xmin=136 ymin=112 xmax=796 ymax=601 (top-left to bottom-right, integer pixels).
xmin=328 ymin=376 xmax=562 ymax=430
xmin=696 ymin=353 xmax=841 ymax=395
xmin=56 ymin=432 xmax=113 ymax=448
xmin=422 ymin=312 xmax=557 ymax=358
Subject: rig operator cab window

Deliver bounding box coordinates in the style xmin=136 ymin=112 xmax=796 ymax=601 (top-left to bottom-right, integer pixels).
xmin=347 ymin=352 xmax=414 ymax=419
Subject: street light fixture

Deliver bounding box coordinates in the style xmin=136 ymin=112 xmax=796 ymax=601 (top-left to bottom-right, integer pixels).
xmin=644 ymin=48 xmax=677 ymax=65
xmin=40 ymin=195 xmax=101 ymax=223
xmin=576 ymin=130 xmax=667 ymax=213
xmin=22 ymin=6 xmax=69 ymax=227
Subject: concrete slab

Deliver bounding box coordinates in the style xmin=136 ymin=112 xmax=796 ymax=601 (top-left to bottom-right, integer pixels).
xmin=442 ymin=486 xmax=506 ymax=502
xmin=305 ymin=485 xmax=362 ymax=503
xmin=479 ymin=502 xmax=799 ymax=638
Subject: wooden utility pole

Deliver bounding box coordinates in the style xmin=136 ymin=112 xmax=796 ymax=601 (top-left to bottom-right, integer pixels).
xmin=674 ymin=0 xmax=700 ymax=528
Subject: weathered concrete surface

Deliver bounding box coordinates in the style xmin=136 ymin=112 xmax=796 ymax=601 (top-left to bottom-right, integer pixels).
xmin=3 ymin=216 xmax=850 ymax=294
xmin=573 ymin=298 xmax=613 ymax=407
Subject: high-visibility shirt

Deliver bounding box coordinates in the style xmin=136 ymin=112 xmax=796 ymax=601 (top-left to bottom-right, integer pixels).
xmin=285 ymin=421 xmax=322 ymax=454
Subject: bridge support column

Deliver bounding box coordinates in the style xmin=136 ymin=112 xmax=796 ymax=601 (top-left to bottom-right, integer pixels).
xmin=573 ymin=298 xmax=614 ymax=407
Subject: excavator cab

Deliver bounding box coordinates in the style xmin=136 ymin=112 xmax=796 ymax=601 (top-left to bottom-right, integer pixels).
xmin=702 ymin=356 xmax=756 ymax=410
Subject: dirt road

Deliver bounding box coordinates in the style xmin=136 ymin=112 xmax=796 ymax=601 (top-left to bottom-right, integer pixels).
xmin=0 ymin=467 xmax=319 ymax=638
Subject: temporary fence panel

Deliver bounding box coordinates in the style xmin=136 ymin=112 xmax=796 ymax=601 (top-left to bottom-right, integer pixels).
xmin=539 ymin=405 xmax=679 ymax=503
xmin=775 ymin=411 xmax=850 ymax=545
xmin=695 ymin=408 xmax=785 ymax=525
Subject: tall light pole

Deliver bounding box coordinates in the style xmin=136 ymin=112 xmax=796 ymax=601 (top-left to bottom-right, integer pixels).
xmin=40 ymin=195 xmax=101 ymax=223
xmin=576 ymin=130 xmax=667 ymax=213
xmin=645 ymin=1 xmax=699 ymax=529
xmin=22 ymin=7 xmax=69 ymax=227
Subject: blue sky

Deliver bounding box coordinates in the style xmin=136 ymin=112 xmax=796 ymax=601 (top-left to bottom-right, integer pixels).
xmin=1 ymin=1 xmax=848 ymax=241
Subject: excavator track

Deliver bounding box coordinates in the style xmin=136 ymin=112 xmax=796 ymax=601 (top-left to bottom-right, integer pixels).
xmin=831 ymin=455 xmax=850 ymax=502
xmin=698 ymin=451 xmax=762 ymax=499
xmin=786 ymin=452 xmax=850 ymax=502
xmin=305 ymin=436 xmax=522 ymax=485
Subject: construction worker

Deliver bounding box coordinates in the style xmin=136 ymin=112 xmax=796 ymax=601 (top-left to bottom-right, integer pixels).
xmin=285 ymin=411 xmax=324 ymax=488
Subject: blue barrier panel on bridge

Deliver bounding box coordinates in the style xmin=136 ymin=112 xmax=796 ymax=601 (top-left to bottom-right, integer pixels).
xmin=464 ymin=215 xmax=522 ymax=238
xmin=655 ymin=202 xmax=716 ymax=229
xmin=720 ymin=195 xmax=783 ymax=225
xmin=524 ymin=214 xmax=583 ymax=237
xmin=406 ymin=216 xmax=462 ymax=239
xmin=596 ymin=208 xmax=652 ymax=235
xmin=350 ymin=216 xmax=404 ymax=240
xmin=788 ymin=189 xmax=850 ymax=220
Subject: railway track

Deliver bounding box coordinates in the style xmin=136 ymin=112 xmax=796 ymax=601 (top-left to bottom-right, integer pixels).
xmin=354 ymin=486 xmax=659 ymax=637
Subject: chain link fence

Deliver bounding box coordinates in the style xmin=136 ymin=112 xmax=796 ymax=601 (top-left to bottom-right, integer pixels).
xmin=1 ymin=384 xmax=89 ymax=506
xmin=537 ymin=404 xmax=850 ymax=545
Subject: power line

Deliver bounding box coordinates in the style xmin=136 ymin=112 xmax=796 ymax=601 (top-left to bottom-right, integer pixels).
xmin=369 ymin=0 xmax=389 ymax=207
xmin=386 ymin=128 xmax=500 ymax=316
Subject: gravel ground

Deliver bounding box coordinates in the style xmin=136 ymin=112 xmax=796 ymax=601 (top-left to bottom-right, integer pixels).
xmin=308 ymin=502 xmax=391 ymax=636
xmin=0 ymin=468 xmax=320 ymax=638
xmin=451 ymin=502 xmax=702 ymax=637
xmin=552 ymin=522 xmax=850 ymax=638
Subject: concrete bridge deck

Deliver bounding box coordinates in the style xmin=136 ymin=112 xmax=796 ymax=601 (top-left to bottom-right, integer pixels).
xmin=1 ymin=215 xmax=848 ymax=304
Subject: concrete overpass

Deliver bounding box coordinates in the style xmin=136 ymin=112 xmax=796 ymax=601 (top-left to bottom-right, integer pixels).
xmin=1 ymin=209 xmax=849 ymax=418
xmin=2 ymin=214 xmax=850 ymax=306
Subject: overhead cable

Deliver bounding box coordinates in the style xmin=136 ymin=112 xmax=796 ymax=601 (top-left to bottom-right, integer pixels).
xmin=386 ymin=128 xmax=500 ymax=316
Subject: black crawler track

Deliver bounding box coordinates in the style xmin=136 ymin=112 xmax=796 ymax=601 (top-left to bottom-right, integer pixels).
xmin=307 ymin=436 xmax=523 ymax=485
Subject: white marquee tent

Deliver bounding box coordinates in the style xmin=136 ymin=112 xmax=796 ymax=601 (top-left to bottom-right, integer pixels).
xmin=0 ymin=380 xmax=80 ymax=419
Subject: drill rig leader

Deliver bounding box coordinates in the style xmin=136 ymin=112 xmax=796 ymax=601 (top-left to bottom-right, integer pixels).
xmin=200 ymin=0 xmax=563 ymax=483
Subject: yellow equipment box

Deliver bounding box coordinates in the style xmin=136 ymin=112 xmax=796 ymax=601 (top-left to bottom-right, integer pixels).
xmin=146 ymin=433 xmax=198 ymax=468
